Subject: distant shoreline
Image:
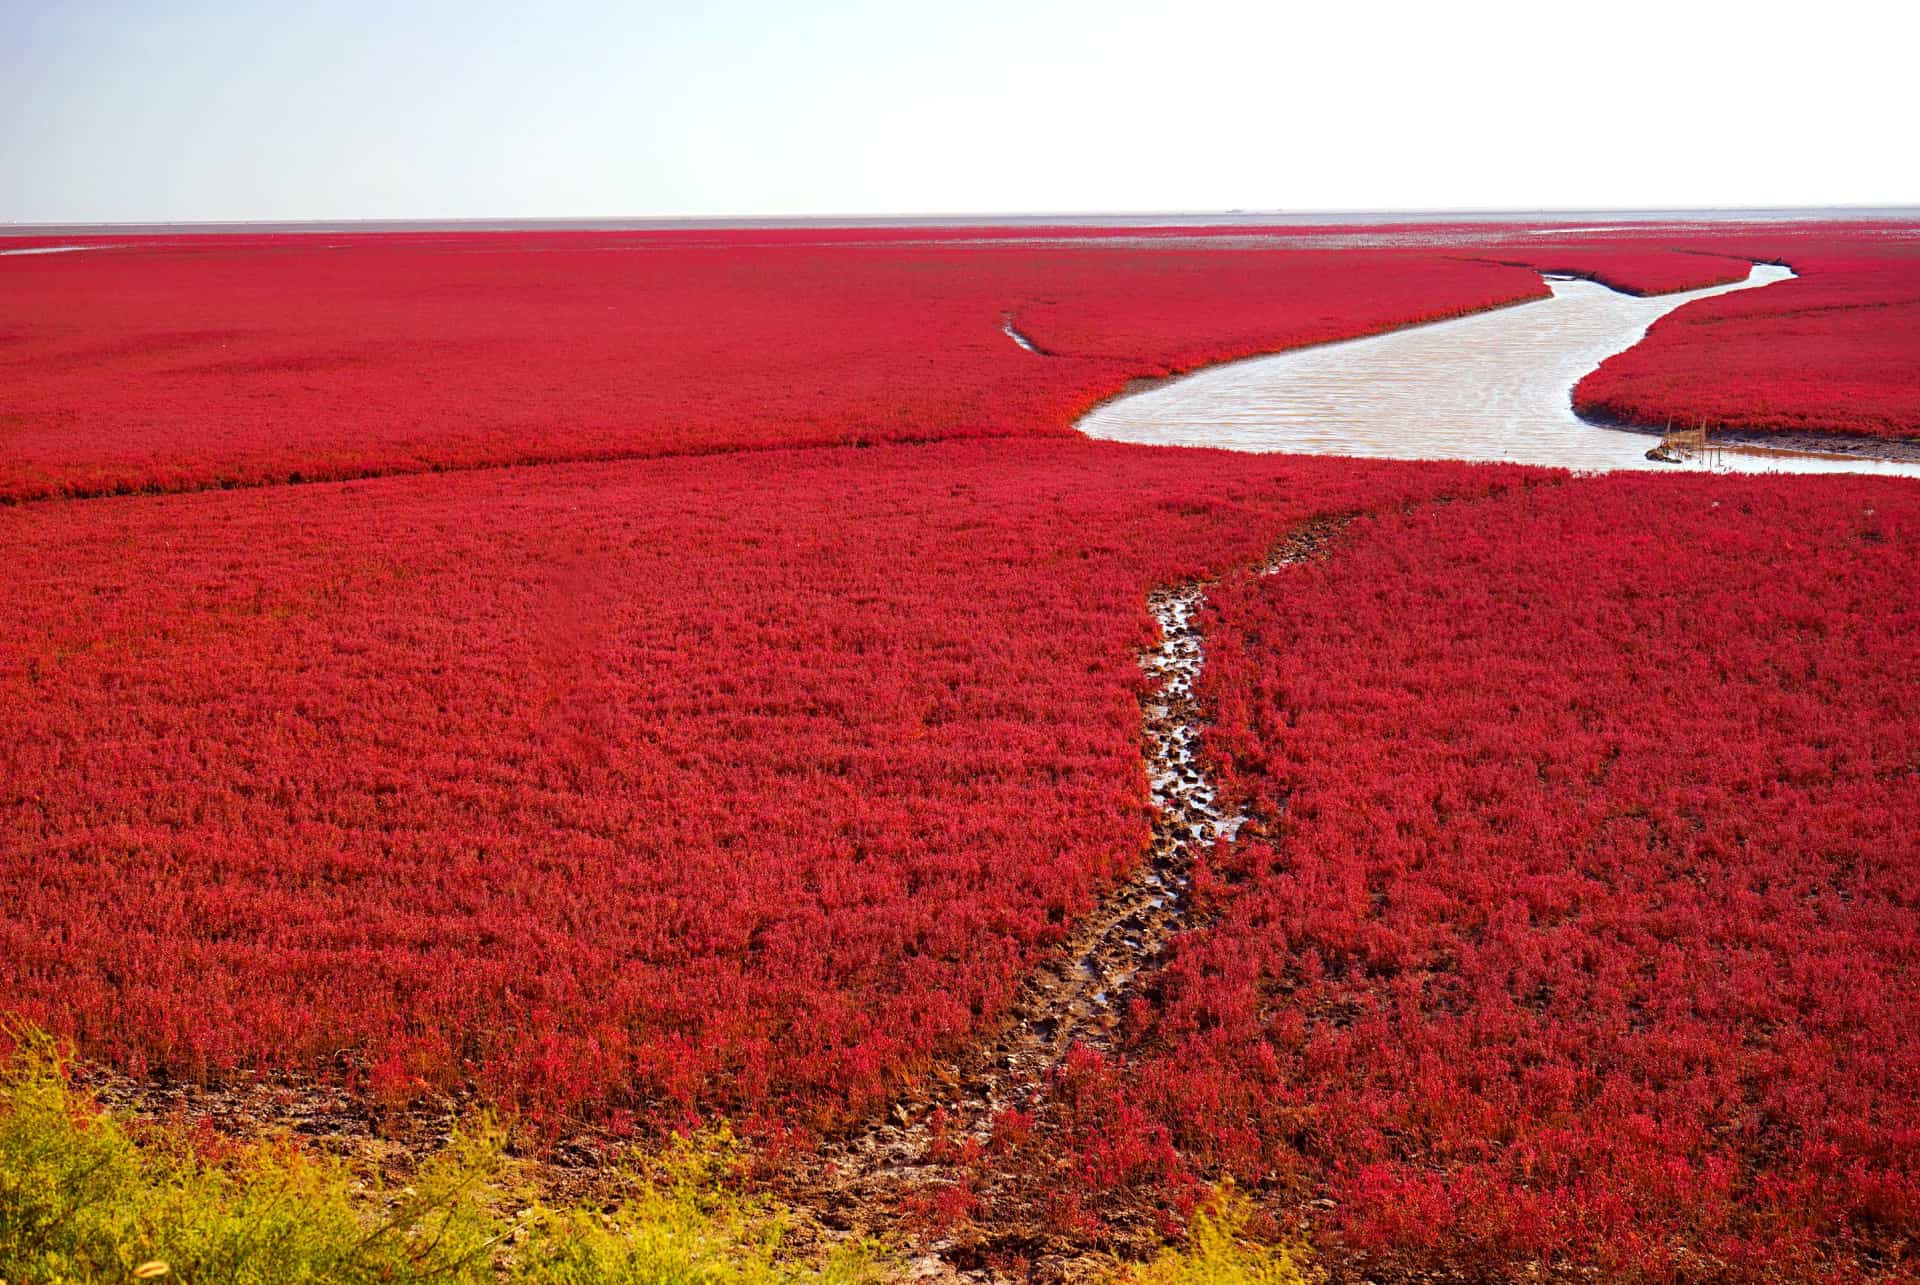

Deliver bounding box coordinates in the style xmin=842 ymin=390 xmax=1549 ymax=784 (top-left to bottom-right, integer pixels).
xmin=5 ymin=206 xmax=1918 ymax=237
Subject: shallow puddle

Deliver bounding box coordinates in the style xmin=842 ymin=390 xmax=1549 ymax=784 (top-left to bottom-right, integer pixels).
xmin=1080 ymin=264 xmax=1920 ymax=478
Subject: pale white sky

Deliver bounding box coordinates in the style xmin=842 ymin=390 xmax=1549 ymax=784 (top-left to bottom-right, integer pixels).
xmin=2 ymin=0 xmax=1913 ymax=223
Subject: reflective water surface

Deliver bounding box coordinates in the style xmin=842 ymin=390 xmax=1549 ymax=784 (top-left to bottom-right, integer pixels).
xmin=1080 ymin=264 xmax=1920 ymax=478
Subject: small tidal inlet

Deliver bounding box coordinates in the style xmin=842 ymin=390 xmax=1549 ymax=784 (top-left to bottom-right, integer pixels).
xmin=1079 ymin=263 xmax=1920 ymax=478
xmin=0 ymin=244 xmax=104 ymax=256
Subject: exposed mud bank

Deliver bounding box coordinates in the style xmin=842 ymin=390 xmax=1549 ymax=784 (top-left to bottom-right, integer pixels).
xmin=74 ymin=1063 xmax=463 ymax=1179
xmin=1582 ymin=411 xmax=1920 ymax=465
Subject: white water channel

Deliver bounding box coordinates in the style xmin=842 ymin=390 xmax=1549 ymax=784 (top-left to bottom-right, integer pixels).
xmin=1002 ymin=313 xmax=1043 ymax=354
xmin=1079 ymin=264 xmax=1920 ymax=478
xmin=0 ymin=244 xmax=106 ymax=256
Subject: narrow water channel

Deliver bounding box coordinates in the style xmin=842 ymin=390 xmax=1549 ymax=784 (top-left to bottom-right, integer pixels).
xmin=0 ymin=245 xmax=103 ymax=256
xmin=1079 ymin=264 xmax=1920 ymax=478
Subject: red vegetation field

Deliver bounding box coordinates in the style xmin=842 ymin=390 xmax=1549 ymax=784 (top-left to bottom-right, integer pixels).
xmin=1575 ymin=230 xmax=1920 ymax=441
xmin=1075 ymin=475 xmax=1919 ymax=1278
xmin=0 ymin=232 xmax=1545 ymax=503
xmin=5 ymin=225 xmax=1920 ymax=1280
xmin=0 ymin=436 xmax=1523 ymax=1124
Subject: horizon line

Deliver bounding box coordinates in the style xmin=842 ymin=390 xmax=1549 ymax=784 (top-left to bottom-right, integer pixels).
xmin=6 ymin=204 xmax=1920 ymax=237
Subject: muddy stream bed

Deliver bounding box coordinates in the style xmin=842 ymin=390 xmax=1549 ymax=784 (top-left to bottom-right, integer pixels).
xmin=780 ymin=522 xmax=1343 ymax=1280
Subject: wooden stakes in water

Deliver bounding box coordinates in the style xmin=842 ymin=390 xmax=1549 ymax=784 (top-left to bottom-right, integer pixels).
xmin=1648 ymin=420 xmax=1722 ymax=466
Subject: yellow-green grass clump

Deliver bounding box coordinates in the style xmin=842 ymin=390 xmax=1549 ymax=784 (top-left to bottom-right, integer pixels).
xmin=0 ymin=1025 xmax=881 ymax=1284
xmin=1120 ymin=1189 xmax=1319 ymax=1285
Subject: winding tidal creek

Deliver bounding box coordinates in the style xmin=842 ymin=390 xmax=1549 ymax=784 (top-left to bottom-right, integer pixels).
xmin=1079 ymin=263 xmax=1920 ymax=479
